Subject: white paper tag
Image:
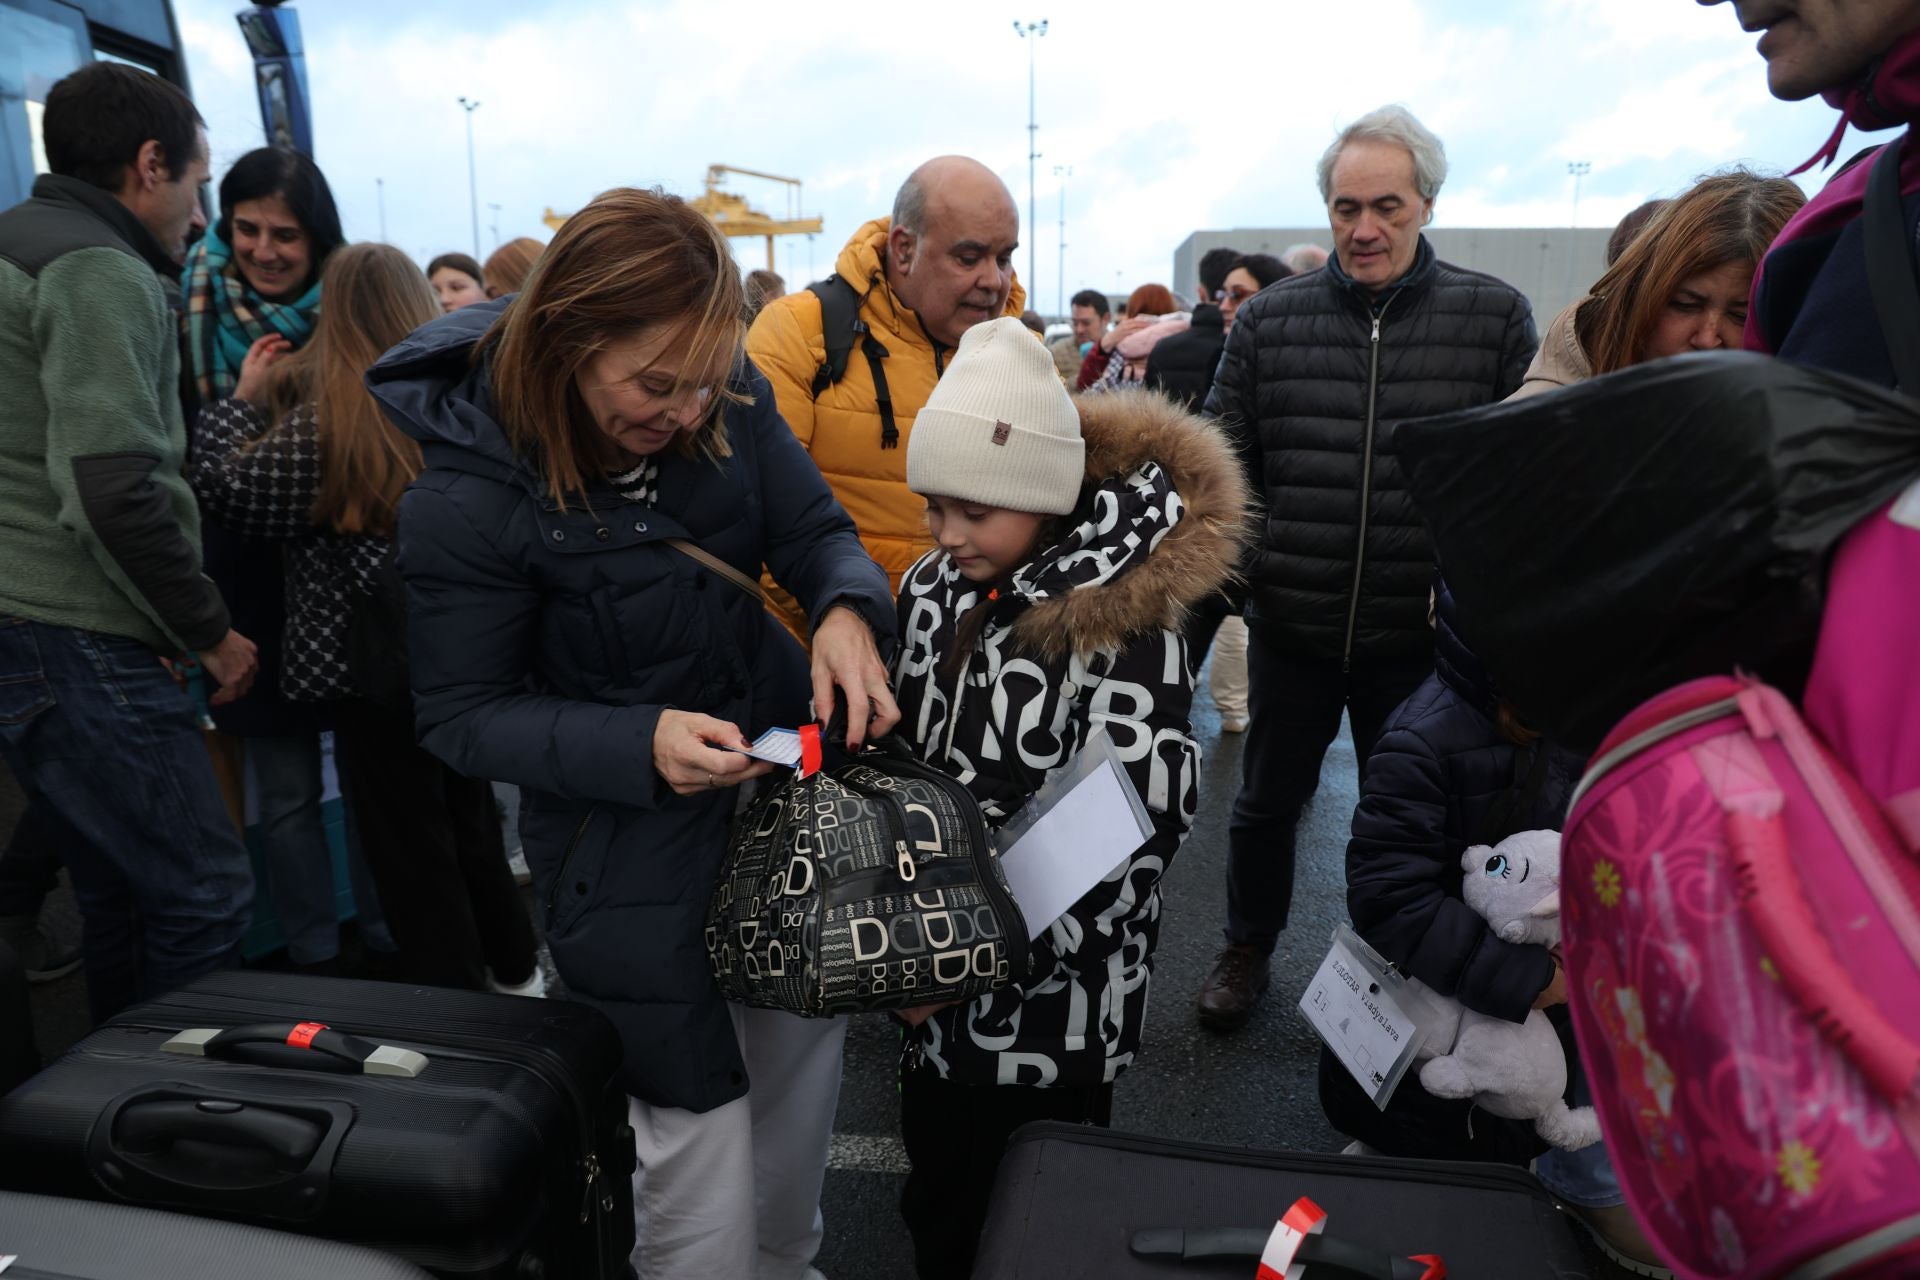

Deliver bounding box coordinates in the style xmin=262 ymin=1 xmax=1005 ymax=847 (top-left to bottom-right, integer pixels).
xmin=737 ymin=728 xmax=802 ymax=767
xmin=1298 ymin=924 xmax=1432 ymax=1109
xmin=0 ymin=1255 xmax=15 ymax=1273
xmin=1891 ymin=478 xmax=1920 ymax=531
xmin=997 ymin=725 xmax=1155 ymax=940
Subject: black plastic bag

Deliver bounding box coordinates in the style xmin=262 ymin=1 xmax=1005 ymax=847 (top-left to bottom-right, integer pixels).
xmin=1396 ymin=351 xmax=1920 ymax=754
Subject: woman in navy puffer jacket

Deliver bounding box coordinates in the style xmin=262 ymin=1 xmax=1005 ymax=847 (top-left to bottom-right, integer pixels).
xmin=369 ymin=189 xmax=897 ymax=1278
xmin=1318 ymin=580 xmax=1584 ymax=1166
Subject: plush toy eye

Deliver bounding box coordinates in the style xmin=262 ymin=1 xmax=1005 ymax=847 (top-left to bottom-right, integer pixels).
xmin=1484 ymin=854 xmax=1511 ymax=878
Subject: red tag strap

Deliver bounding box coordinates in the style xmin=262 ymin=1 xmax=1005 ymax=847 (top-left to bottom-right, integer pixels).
xmin=798 ymin=723 xmax=824 ymax=779
xmin=286 ymin=1021 xmax=328 ymax=1049
xmin=1256 ymin=1196 xmax=1328 ymax=1280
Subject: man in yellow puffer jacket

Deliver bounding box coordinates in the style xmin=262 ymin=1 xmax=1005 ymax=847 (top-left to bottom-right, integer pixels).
xmin=748 ymin=156 xmax=1024 ymax=639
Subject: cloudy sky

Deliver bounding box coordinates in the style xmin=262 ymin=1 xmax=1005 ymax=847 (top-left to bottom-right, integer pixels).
xmin=176 ymin=0 xmax=1855 ymax=313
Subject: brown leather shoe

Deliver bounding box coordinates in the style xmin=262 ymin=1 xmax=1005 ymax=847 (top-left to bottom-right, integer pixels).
xmin=1564 ymin=1203 xmax=1674 ymax=1278
xmin=1196 ymin=943 xmax=1271 ymax=1032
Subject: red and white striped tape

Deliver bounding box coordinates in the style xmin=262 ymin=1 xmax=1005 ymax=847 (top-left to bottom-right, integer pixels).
xmin=1255 ymin=1196 xmax=1328 ymax=1280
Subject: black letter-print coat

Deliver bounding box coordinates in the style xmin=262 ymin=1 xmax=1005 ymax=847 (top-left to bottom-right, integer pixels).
xmin=894 ymin=389 xmax=1251 ymax=1088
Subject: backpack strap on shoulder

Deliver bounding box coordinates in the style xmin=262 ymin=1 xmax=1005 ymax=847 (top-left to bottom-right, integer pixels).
xmin=806 ymin=274 xmax=901 ymax=449
xmin=1864 ymin=136 xmax=1920 ymax=396
xmin=807 ymin=275 xmax=861 ymax=397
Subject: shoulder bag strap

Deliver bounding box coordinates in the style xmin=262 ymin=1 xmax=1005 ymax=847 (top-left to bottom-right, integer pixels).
xmin=666 ymin=538 xmax=764 ymax=602
xmin=1864 ymin=136 xmax=1920 ymax=396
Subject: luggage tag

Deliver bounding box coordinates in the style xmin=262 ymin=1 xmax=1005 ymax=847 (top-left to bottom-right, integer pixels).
xmin=1297 ymin=923 xmax=1435 ymax=1110
xmin=1892 ymin=477 xmax=1920 ymax=530
xmin=732 ymin=726 xmax=824 ymax=777
xmin=997 ymin=724 xmax=1155 ymax=939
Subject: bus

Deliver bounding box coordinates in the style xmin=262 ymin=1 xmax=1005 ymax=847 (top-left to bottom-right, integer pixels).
xmin=0 ymin=0 xmax=201 ymax=209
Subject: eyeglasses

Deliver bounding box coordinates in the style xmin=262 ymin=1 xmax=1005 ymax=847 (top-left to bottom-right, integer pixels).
xmin=1223 ymin=286 xmax=1258 ymax=303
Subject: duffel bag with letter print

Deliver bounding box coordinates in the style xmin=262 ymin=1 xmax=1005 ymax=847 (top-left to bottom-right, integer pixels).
xmin=705 ymin=736 xmax=1029 ymax=1016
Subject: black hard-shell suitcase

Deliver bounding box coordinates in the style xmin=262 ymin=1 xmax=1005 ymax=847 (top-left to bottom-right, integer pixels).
xmin=0 ymin=1189 xmax=434 ymax=1278
xmin=0 ymin=973 xmax=635 ymax=1279
xmin=973 ymin=1123 xmax=1596 ymax=1279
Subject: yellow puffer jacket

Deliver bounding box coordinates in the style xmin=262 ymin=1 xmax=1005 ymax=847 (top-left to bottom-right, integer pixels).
xmin=747 ymin=217 xmax=1025 ymax=639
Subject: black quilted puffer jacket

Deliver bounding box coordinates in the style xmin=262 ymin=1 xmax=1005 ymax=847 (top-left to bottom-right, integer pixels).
xmin=1205 ymin=237 xmax=1535 ymax=664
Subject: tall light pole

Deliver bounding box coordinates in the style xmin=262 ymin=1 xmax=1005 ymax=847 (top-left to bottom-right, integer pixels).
xmin=1567 ymin=160 xmax=1591 ymax=228
xmin=458 ymin=96 xmax=482 ymax=260
xmin=1566 ymin=160 xmax=1592 ymax=302
xmin=1014 ymin=19 xmax=1047 ymax=299
xmin=1052 ymin=163 xmax=1071 ymax=318
xmin=375 ymin=177 xmax=386 ymax=242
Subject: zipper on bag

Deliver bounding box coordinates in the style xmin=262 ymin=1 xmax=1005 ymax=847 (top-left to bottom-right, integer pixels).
xmin=1566 ymin=695 xmax=1742 ymax=813
xmin=886 ymin=754 xmax=1032 ymax=978
xmin=832 ymin=754 xmax=1030 ymax=983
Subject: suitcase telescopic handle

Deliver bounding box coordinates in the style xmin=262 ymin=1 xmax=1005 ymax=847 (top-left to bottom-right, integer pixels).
xmin=1728 ymin=810 xmax=1920 ymax=1103
xmin=161 ymin=1022 xmax=428 ymax=1078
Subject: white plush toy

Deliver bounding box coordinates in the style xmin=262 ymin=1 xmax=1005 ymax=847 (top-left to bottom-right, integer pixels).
xmin=1405 ymin=829 xmax=1601 ymax=1151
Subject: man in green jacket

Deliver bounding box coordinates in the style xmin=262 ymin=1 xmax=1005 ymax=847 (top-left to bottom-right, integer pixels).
xmin=0 ymin=62 xmax=257 ymax=1019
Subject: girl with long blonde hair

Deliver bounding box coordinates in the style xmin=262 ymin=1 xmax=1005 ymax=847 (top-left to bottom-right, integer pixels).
xmin=190 ymin=242 xmax=541 ymax=997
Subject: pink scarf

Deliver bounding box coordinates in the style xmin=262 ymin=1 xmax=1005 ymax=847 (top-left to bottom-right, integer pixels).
xmin=1747 ymin=29 xmax=1920 ymax=351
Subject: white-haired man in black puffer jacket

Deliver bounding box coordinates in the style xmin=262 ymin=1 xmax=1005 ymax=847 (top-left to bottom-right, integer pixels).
xmin=1195 ymin=104 xmax=1537 ymax=1033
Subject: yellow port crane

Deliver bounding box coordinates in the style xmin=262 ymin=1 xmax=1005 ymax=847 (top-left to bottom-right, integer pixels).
xmin=543 ymin=166 xmax=823 ymax=269
xmin=691 ymin=165 xmax=823 ymax=269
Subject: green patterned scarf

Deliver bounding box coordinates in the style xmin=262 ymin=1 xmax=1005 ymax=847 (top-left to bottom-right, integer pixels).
xmin=182 ymin=224 xmax=322 ymax=403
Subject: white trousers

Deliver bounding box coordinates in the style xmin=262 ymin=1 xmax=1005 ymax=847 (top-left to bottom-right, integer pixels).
xmin=1210 ymin=614 xmax=1251 ymax=721
xmin=628 ymin=1005 xmax=847 ymax=1279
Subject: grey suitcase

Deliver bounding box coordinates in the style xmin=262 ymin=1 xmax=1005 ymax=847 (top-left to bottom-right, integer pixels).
xmin=0 ymin=1190 xmax=432 ymax=1278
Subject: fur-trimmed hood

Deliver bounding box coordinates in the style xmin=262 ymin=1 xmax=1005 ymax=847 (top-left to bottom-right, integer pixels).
xmin=1008 ymin=388 xmax=1251 ymax=659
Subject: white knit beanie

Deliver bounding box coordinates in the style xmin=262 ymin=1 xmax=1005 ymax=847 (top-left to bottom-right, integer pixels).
xmin=906 ymin=316 xmax=1085 ymax=515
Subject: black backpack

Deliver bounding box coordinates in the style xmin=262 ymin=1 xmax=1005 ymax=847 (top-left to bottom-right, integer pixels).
xmin=806 ymin=275 xmax=904 ymax=449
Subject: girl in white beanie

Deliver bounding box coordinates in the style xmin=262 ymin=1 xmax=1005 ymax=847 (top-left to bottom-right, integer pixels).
xmin=889 ymin=315 xmax=1251 ymax=1276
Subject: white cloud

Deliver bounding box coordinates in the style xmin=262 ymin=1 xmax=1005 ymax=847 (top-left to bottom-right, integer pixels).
xmin=173 ymin=0 xmax=1847 ymax=309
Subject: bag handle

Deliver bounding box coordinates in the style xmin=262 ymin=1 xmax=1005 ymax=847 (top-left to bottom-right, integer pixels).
xmin=1727 ymin=809 xmax=1920 ymax=1103
xmin=161 ymin=1022 xmax=429 ymax=1078
xmin=1129 ymin=1226 xmax=1445 ymax=1279
xmin=1863 ymin=137 xmax=1920 ymax=396
xmin=666 ymin=539 xmax=765 ymax=602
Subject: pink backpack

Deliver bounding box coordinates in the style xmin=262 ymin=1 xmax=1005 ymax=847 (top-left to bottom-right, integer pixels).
xmin=1560 ymin=495 xmax=1920 ymax=1280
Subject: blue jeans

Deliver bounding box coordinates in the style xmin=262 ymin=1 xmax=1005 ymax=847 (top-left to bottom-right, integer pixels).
xmin=0 ymin=617 xmax=253 ymax=1020
xmin=249 ymin=733 xmax=337 ymax=964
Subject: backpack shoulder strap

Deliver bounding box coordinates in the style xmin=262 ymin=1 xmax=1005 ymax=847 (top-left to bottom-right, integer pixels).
xmin=805 ymin=273 xmax=901 ymax=450
xmin=807 ymin=275 xmax=863 ymax=397
xmin=1863 ymin=136 xmax=1920 ymax=395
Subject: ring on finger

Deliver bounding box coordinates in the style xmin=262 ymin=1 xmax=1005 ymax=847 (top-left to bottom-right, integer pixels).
xmin=706 ymin=773 xmax=717 ymax=789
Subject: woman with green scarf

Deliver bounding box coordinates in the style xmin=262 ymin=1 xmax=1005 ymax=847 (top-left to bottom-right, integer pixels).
xmin=184 ymin=148 xmax=337 ymax=403
xmin=182 ymin=147 xmax=372 ymax=974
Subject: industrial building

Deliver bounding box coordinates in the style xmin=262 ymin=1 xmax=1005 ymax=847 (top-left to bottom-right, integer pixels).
xmin=1173 ymin=225 xmax=1614 ymax=327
